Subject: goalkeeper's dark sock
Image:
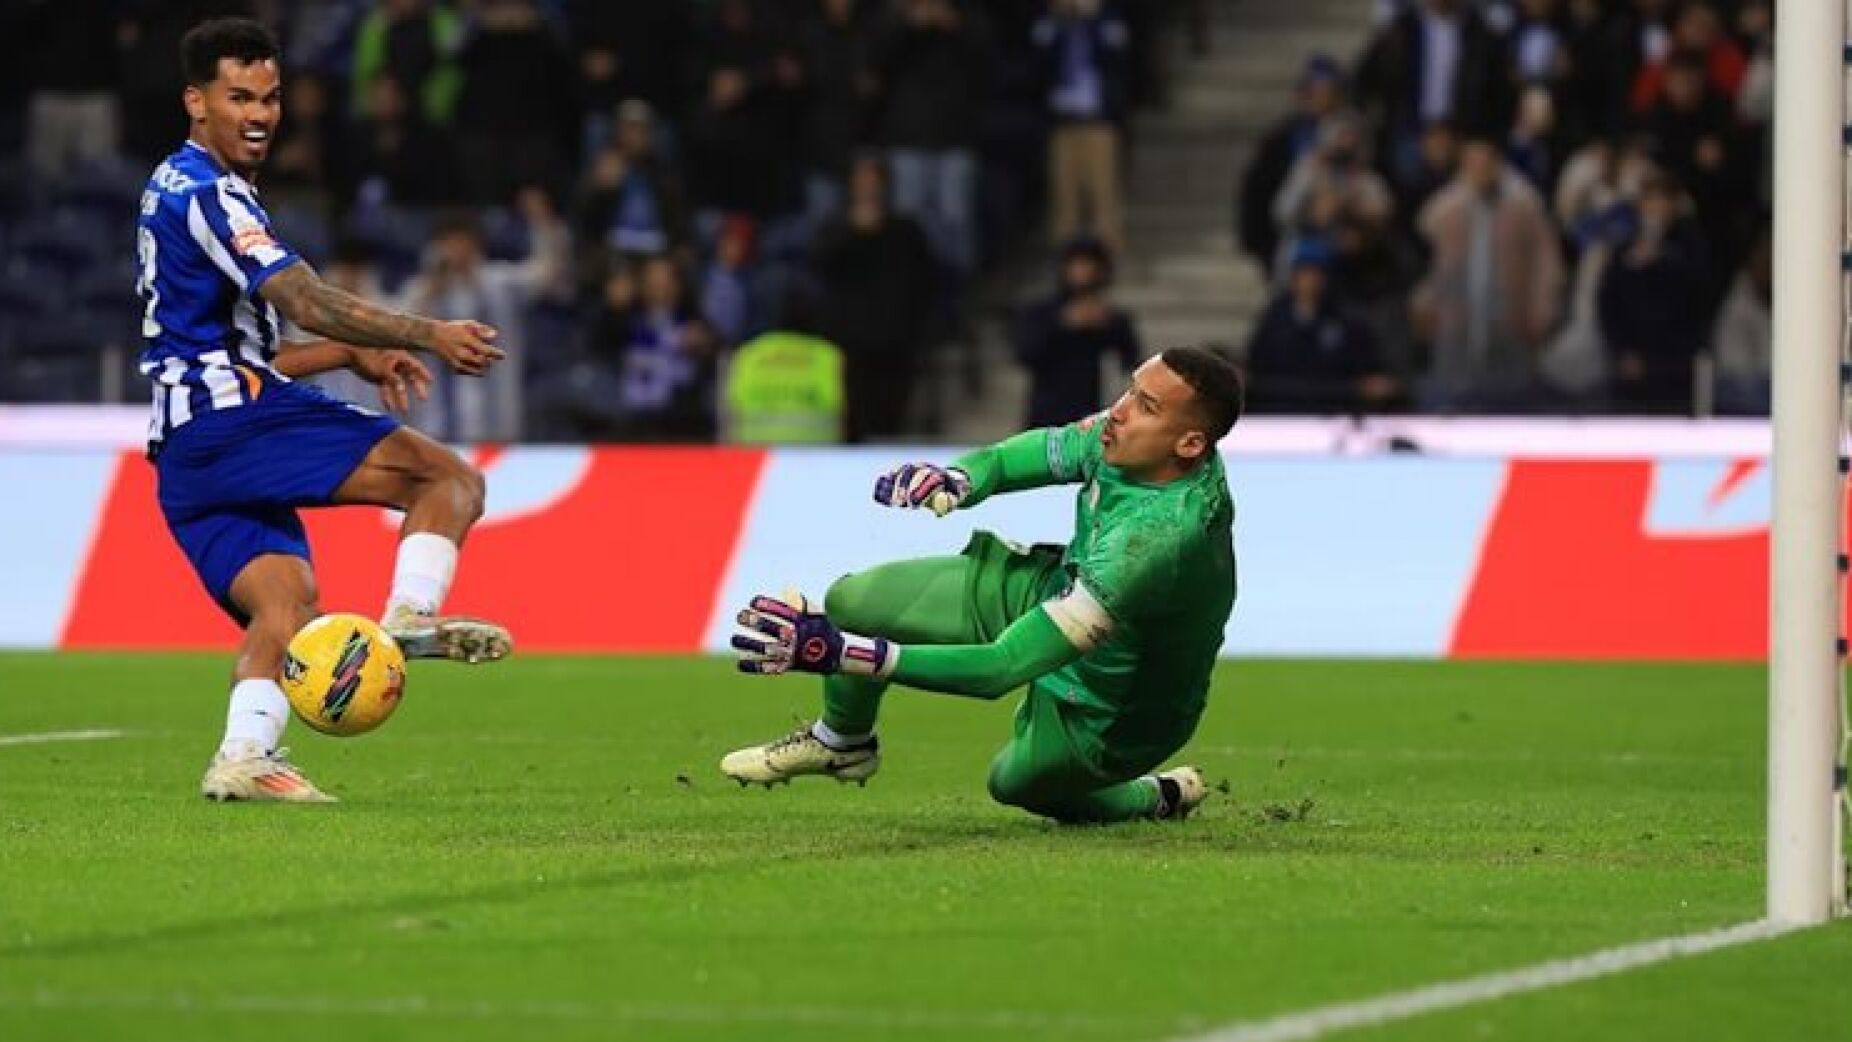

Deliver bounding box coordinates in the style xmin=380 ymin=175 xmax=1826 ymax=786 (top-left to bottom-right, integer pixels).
xmin=810 ymin=720 xmax=874 ymax=751
xmin=1152 ymin=775 xmax=1183 ymax=819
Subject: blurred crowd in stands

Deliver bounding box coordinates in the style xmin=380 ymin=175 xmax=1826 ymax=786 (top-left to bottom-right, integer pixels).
xmin=0 ymin=0 xmax=1177 ymax=440
xmin=0 ymin=0 xmax=1787 ymax=439
xmin=1238 ymin=0 xmax=1775 ymax=415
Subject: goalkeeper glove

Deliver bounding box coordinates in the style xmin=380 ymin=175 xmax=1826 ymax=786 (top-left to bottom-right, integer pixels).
xmin=731 ymin=591 xmax=896 ymax=677
xmin=873 ymin=463 xmax=970 ymax=517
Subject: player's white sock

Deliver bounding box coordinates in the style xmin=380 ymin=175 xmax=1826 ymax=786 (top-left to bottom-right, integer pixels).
xmin=810 ymin=720 xmax=873 ymax=750
xmin=220 ymin=678 xmax=289 ymax=756
xmin=384 ymin=532 xmax=459 ymax=618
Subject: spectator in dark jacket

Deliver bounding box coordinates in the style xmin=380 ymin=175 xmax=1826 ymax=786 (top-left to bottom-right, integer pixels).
xmin=566 ymin=0 xmax=696 ymax=146
xmin=1640 ymin=49 xmax=1750 ymax=285
xmin=1244 ymin=238 xmax=1397 ymax=414
xmin=811 ymin=152 xmax=941 ymax=441
xmin=798 ymin=0 xmax=881 ymax=223
xmin=684 ymin=0 xmax=801 ymax=220
xmin=1355 ymin=0 xmax=1510 ymax=191
xmin=575 ymin=100 xmax=691 ymax=266
xmin=453 ymin=0 xmax=575 ymax=205
xmin=1014 ymin=237 xmax=1143 ymax=428
xmin=335 ymin=73 xmax=460 ymax=210
xmin=875 ymin=0 xmax=993 ymax=273
xmin=1597 ymin=176 xmax=1710 ymax=414
xmin=1238 ymin=54 xmax=1344 ymax=272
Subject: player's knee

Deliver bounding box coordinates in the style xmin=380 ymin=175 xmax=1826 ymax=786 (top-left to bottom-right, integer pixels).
xmin=986 ymin=761 xmax=1033 ymax=809
xmin=824 ymin=572 xmax=871 ymax=629
xmin=427 ymin=455 xmax=484 ymax=524
xmin=241 ymin=596 xmax=317 ymax=671
xmin=454 ymin=463 xmax=486 ymax=524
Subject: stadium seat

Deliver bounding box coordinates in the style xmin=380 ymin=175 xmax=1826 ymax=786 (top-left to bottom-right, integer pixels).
xmin=0 ymin=317 xmax=103 ymax=402
xmin=0 ymin=263 xmax=61 ymax=319
xmin=9 ymin=211 xmax=114 ymax=277
xmin=54 ymin=156 xmax=145 ymax=221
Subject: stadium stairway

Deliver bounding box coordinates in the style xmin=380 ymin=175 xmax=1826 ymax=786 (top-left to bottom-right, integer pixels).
xmin=938 ymin=0 xmax=1375 ymax=443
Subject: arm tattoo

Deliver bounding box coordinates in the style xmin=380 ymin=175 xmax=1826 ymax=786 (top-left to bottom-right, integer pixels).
xmin=261 ymin=262 xmax=436 ymax=351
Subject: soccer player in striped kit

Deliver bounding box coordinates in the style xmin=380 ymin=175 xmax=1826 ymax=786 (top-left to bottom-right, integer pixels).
xmin=137 ymin=18 xmax=511 ymax=802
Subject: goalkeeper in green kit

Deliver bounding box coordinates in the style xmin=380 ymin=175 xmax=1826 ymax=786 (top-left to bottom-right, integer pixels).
xmin=724 ymin=346 xmax=1242 ymax=823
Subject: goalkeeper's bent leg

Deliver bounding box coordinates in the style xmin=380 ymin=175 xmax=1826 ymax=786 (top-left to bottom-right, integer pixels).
xmin=819 ymin=556 xmax=975 ymax=735
xmin=984 ymin=688 xmax=1163 ymax=824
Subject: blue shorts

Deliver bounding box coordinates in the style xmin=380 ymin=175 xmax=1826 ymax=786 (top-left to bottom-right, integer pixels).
xmin=156 ymin=380 xmax=399 ymax=623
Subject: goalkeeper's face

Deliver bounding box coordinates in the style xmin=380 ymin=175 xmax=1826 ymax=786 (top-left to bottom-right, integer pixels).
xmin=1101 ymin=359 xmax=1210 ymax=480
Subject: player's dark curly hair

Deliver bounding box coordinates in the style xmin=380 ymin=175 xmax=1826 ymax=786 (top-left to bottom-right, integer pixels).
xmin=181 ymin=18 xmax=280 ymax=87
xmin=1161 ymin=345 xmax=1245 ymax=444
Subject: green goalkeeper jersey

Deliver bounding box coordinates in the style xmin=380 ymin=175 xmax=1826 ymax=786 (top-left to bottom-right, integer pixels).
xmin=954 ymin=418 xmax=1238 ymax=765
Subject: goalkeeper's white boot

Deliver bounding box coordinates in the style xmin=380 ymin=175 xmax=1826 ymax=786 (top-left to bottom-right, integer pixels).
xmin=720 ymin=724 xmax=880 ymax=787
xmin=382 ymin=604 xmax=512 ymax=664
xmin=1153 ymin=765 xmax=1208 ymax=820
xmin=200 ymin=741 xmax=336 ymax=803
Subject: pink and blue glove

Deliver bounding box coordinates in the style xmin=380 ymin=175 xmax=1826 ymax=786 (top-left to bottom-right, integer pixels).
xmin=873 ymin=463 xmax=970 ymax=517
xmin=732 ymin=592 xmax=895 ymax=677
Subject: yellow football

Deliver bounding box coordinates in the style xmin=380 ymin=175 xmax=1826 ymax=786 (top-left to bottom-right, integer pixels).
xmin=280 ymin=613 xmax=407 ymax=737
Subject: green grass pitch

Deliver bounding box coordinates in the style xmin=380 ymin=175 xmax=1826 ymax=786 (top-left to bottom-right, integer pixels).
xmin=1 ymin=653 xmax=1848 ymax=1041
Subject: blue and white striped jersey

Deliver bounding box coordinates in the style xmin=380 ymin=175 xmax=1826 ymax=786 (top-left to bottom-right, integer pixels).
xmin=136 ymin=140 xmax=302 ymax=450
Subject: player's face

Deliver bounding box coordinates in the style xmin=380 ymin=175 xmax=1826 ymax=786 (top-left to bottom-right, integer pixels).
xmin=185 ymin=59 xmax=283 ymax=175
xmin=1101 ymin=359 xmax=1208 ymax=476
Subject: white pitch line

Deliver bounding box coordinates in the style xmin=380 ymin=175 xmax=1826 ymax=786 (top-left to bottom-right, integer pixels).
xmin=0 ymin=729 xmax=124 ymax=748
xmin=1171 ymin=919 xmax=1797 ymax=1042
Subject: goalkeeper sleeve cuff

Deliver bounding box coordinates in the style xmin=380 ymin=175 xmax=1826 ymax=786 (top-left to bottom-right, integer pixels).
xmin=839 ymin=631 xmax=897 ymax=679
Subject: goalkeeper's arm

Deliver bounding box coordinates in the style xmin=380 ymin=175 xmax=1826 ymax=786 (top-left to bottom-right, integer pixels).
xmin=887 ymin=584 xmax=1112 ymax=699
xmin=951 ymin=426 xmax=1075 ymax=509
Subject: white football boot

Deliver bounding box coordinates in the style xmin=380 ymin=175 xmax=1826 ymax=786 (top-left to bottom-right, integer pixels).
xmin=200 ymin=741 xmax=336 ymax=803
xmin=1153 ymin=765 xmax=1209 ymax=820
xmin=720 ymin=724 xmax=880 ymax=787
xmin=381 ymin=604 xmax=512 ymax=664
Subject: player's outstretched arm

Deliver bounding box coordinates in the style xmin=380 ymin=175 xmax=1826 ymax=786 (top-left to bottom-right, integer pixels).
xmin=274 ymin=340 xmax=434 ymax=414
xmin=260 ymin=261 xmax=504 ymax=376
xmin=936 ymin=415 xmax=1104 ymax=510
xmin=271 ymin=339 xmax=356 ymax=379
xmin=731 ymin=585 xmax=1111 ymax=699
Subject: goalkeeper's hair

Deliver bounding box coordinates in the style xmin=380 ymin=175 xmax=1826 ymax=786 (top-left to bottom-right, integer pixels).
xmin=182 ymin=17 xmax=280 ymax=87
xmin=1161 ymin=345 xmax=1245 ymax=445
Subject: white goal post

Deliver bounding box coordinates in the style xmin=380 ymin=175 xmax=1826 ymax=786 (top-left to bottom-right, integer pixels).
xmin=1767 ymin=0 xmax=1849 ymax=925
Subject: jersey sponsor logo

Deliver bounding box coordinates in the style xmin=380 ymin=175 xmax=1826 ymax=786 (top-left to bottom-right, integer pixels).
xmin=231 ymin=225 xmax=277 ymax=257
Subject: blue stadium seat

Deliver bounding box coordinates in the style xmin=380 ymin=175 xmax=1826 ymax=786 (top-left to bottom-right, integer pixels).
xmin=10 ymin=211 xmax=113 ymax=277
xmin=0 ymin=262 xmax=62 ymax=319
xmin=0 ymin=317 xmax=103 ymax=402
xmin=54 ymin=156 xmax=145 ymax=222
